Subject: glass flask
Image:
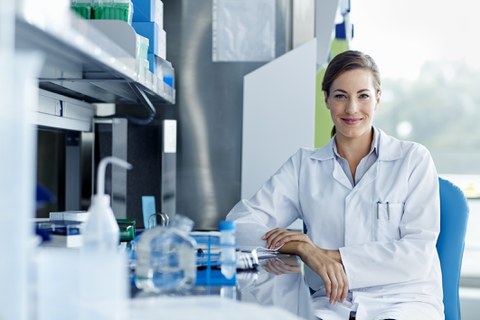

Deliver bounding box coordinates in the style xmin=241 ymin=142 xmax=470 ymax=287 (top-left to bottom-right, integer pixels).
xmin=135 ymin=214 xmax=197 ymax=293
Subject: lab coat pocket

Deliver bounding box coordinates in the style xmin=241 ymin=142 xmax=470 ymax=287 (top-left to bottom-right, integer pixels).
xmin=375 ymin=202 xmax=404 ymax=241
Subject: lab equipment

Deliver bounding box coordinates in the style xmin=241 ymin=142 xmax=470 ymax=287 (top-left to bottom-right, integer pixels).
xmin=131 ymin=0 xmax=163 ymax=25
xmin=117 ymin=218 xmax=136 ymax=242
xmin=191 ymin=231 xmax=224 ymax=285
xmin=36 ymin=248 xmax=82 ymax=320
xmin=237 ymin=250 xmax=258 ymax=270
xmin=219 ymin=220 xmax=237 ymax=280
xmin=135 ymin=214 xmax=197 ymax=293
xmin=71 ymin=0 xmax=93 ymax=19
xmin=49 ymin=210 xmax=89 ymax=222
xmin=36 ymin=220 xmax=83 ymax=248
xmin=148 ymin=211 xmax=170 ymax=229
xmin=93 ymin=0 xmax=134 ymax=24
xmin=141 ymin=195 xmax=156 ymax=229
xmin=71 ymin=0 xmax=134 ymax=22
xmin=82 ymin=156 xmax=132 ymax=250
xmin=79 ymin=156 xmax=132 ymax=320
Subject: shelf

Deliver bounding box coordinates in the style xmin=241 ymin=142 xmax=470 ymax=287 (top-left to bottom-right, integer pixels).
xmin=35 ymin=89 xmax=95 ymax=132
xmin=14 ymin=12 xmax=175 ymax=107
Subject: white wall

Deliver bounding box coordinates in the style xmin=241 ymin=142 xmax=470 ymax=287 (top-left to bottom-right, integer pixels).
xmin=241 ymin=39 xmax=317 ymax=199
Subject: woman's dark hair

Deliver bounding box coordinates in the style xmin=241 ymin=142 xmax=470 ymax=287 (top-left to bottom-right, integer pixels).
xmin=323 ymin=50 xmax=381 ymax=137
xmin=322 ymin=50 xmax=381 ymax=98
xmin=331 ymin=126 xmax=336 ymax=137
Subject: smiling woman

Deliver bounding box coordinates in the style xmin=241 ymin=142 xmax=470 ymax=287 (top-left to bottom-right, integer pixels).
xmin=227 ymin=51 xmax=444 ymax=320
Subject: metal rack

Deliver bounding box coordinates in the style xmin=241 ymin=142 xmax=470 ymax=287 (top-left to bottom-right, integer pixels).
xmin=15 ymin=11 xmax=175 ymax=131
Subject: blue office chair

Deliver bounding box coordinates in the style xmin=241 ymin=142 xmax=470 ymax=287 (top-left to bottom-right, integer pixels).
xmin=436 ymin=177 xmax=469 ymax=320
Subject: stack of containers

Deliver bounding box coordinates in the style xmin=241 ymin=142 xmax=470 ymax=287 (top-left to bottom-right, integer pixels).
xmin=71 ymin=0 xmax=134 ymax=24
xmin=135 ymin=34 xmax=150 ymax=83
xmin=131 ymin=0 xmax=174 ymax=92
xmin=71 ymin=0 xmax=93 ymax=19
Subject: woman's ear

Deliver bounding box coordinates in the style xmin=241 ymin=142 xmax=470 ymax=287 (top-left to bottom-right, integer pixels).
xmin=375 ymin=90 xmax=381 ymax=110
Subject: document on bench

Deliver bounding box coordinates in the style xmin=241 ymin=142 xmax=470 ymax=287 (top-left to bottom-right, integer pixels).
xmin=253 ymin=247 xmax=280 ymax=259
xmin=234 ymin=222 xmax=284 ymax=259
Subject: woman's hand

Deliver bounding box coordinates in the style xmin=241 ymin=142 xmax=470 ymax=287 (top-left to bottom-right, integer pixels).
xmin=262 ymin=228 xmax=313 ymax=250
xmin=298 ymin=243 xmax=349 ymax=304
xmin=262 ymin=228 xmax=348 ymax=304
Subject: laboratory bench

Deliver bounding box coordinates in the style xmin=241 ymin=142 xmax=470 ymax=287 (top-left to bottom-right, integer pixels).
xmin=33 ymin=242 xmax=316 ymax=320
xmin=129 ymin=254 xmax=317 ymax=320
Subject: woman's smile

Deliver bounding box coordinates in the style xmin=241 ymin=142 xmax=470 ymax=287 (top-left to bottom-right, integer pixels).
xmin=341 ymin=117 xmax=363 ymax=125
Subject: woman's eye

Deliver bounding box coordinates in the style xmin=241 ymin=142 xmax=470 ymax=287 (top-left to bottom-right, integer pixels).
xmin=334 ymin=94 xmax=346 ymax=100
xmin=359 ymin=93 xmax=370 ymax=99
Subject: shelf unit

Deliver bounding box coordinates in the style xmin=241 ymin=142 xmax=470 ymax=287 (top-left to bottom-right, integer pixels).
xmin=13 ymin=7 xmax=177 ymax=213
xmin=15 ymin=10 xmax=175 ymax=131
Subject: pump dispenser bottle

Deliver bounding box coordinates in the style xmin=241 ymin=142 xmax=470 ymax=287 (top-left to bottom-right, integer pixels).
xmin=80 ymin=156 xmax=132 ymax=320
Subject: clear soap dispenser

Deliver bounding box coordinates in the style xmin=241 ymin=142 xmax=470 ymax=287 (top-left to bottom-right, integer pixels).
xmin=80 ymin=156 xmax=132 ymax=320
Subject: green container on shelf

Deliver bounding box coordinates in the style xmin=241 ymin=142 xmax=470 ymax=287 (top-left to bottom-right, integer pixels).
xmin=93 ymin=1 xmax=133 ymax=24
xmin=71 ymin=1 xmax=93 ymax=19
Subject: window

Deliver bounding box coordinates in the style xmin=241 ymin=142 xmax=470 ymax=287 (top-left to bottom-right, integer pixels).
xmin=351 ymin=0 xmax=480 ymax=285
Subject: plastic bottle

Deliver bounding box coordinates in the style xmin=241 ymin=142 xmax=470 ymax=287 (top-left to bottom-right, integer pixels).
xmin=219 ymin=220 xmax=237 ymax=280
xmin=82 ymin=156 xmax=131 ymax=250
xmin=135 ymin=214 xmax=197 ymax=293
xmin=79 ymin=156 xmax=132 ymax=320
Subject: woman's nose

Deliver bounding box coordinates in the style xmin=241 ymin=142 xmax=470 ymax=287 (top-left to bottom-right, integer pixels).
xmin=345 ymin=99 xmax=358 ymax=113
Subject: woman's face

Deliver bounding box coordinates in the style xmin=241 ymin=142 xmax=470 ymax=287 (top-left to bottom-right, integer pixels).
xmin=325 ymin=68 xmax=380 ymax=141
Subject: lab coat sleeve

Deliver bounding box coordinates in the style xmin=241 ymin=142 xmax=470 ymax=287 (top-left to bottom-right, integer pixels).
xmin=226 ymin=149 xmax=304 ymax=249
xmin=339 ymin=144 xmax=441 ymax=289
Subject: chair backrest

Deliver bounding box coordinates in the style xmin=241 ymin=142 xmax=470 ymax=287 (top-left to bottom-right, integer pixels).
xmin=436 ymin=177 xmax=470 ymax=320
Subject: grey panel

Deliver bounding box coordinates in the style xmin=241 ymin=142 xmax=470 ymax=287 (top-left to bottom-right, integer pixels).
xmin=65 ymin=132 xmax=81 ymax=210
xmin=163 ymin=0 xmax=290 ymax=230
xmin=94 ymin=118 xmax=128 ymax=218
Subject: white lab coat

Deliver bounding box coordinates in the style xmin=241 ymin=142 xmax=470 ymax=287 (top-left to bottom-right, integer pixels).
xmin=227 ymin=128 xmax=444 ymax=320
xmin=239 ymin=264 xmax=315 ymax=319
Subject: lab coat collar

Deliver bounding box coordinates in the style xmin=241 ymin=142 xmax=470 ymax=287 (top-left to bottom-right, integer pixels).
xmin=310 ymin=127 xmax=403 ymax=162
xmin=310 ymin=139 xmax=335 ymax=160
xmin=376 ymin=128 xmax=404 ymax=161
